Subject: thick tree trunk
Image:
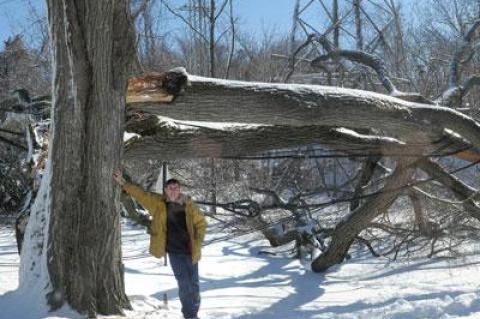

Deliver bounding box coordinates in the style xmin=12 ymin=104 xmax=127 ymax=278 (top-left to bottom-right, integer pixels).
xmin=124 ymin=119 xmax=422 ymax=160
xmin=127 ymin=75 xmax=480 ymax=153
xmin=311 ymin=159 xmax=416 ymax=272
xmin=19 ymin=1 xmax=136 ymax=317
xmin=124 ymin=111 xmax=480 ymax=164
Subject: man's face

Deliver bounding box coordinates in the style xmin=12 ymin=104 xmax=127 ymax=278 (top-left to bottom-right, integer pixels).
xmin=165 ymin=183 xmax=181 ymax=202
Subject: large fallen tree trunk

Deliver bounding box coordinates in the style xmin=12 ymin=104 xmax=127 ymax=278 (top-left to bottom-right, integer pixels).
xmin=5 ymin=72 xmax=480 ymax=163
xmin=124 ymin=112 xmax=480 ymax=163
xmin=124 ymin=115 xmax=473 ymax=161
xmin=127 ymin=74 xmax=480 ymax=152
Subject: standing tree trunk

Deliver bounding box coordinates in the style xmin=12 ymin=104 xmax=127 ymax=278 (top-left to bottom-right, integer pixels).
xmin=332 ymin=0 xmax=340 ymax=48
xmin=210 ymin=158 xmax=217 ymax=214
xmin=209 ymin=0 xmax=216 ymax=77
xmin=408 ymin=189 xmax=431 ymax=237
xmin=225 ymin=0 xmax=235 ymax=79
xmin=353 ymin=0 xmax=363 ymax=50
xmin=20 ymin=0 xmax=136 ymax=317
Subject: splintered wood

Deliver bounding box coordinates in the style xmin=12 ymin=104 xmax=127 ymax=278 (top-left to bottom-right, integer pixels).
xmin=127 ymin=73 xmax=174 ymax=104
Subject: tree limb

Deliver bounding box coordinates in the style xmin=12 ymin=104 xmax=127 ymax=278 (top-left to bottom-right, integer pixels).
xmin=127 ymin=73 xmax=480 ymax=154
xmin=417 ymin=158 xmax=480 ymax=220
xmin=311 ymin=50 xmax=432 ymax=103
xmin=123 ymin=113 xmax=477 ymax=162
xmin=311 ymin=158 xmax=416 ymax=272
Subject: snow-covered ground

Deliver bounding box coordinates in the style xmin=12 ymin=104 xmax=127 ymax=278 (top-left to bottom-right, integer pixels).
xmin=1 ymin=221 xmax=480 ymax=319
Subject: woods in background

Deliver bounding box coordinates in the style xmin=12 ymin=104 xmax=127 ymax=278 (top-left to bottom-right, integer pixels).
xmin=0 ymin=0 xmax=480 ymax=302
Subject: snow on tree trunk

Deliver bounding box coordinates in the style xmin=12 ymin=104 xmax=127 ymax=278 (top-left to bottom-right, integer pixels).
xmin=19 ymin=0 xmax=136 ymax=317
xmin=18 ymin=169 xmax=53 ymax=308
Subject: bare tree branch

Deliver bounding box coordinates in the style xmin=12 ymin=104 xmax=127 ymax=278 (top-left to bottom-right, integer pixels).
xmin=160 ymin=0 xmax=209 ymax=43
xmin=0 ymin=134 xmax=28 ymax=150
xmin=417 ymin=158 xmax=480 ymax=220
xmin=311 ymin=49 xmax=432 ymax=103
xmin=462 ymin=74 xmax=480 ymax=95
xmin=311 ymin=158 xmax=416 ymax=272
xmin=224 ymin=0 xmax=235 ymax=79
xmin=448 ymin=19 xmax=480 ymax=88
xmin=214 ymin=0 xmax=229 ymax=21
xmin=131 ymin=0 xmax=150 ymax=20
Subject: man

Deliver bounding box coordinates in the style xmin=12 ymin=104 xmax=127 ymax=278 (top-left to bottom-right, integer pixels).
xmin=113 ymin=170 xmax=207 ymax=319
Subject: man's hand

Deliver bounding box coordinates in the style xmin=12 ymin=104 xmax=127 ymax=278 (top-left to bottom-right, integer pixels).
xmin=113 ymin=169 xmax=126 ymax=186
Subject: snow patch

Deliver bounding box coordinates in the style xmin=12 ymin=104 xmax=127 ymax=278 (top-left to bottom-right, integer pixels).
xmin=2 ymin=220 xmax=480 ymax=318
xmin=334 ymin=127 xmax=406 ymax=144
xmin=156 ymin=115 xmax=265 ymax=131
xmin=123 ymin=132 xmax=141 ymax=142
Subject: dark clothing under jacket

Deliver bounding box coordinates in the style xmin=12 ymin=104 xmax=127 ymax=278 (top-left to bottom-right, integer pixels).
xmin=166 ymin=201 xmax=191 ymax=255
xmin=122 ymin=182 xmax=207 ymax=264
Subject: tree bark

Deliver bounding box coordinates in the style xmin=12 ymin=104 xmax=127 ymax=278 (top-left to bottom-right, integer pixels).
xmin=350 ymin=156 xmax=379 ymax=211
xmin=209 ymin=0 xmax=216 ymax=77
xmin=354 ymin=0 xmax=363 ymax=50
xmin=333 ymin=0 xmax=340 ymax=48
xmin=311 ymin=159 xmax=416 ymax=272
xmin=408 ymin=189 xmax=431 ymax=236
xmin=417 ymin=158 xmax=480 ymax=220
xmin=123 ymin=115 xmax=476 ymax=162
xmin=127 ymin=75 xmax=480 ymax=153
xmin=20 ymin=0 xmax=136 ymax=316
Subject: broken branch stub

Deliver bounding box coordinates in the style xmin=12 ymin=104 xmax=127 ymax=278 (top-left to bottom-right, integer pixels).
xmin=126 ymin=67 xmax=189 ymax=104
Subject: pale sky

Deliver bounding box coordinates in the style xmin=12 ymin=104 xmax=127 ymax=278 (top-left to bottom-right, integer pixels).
xmin=0 ymin=0 xmax=422 ymax=50
xmin=0 ymin=0 xmax=295 ymax=46
xmin=0 ymin=0 xmax=44 ymax=44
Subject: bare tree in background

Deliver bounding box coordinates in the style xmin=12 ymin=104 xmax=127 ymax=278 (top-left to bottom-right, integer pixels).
xmin=161 ymin=0 xmax=231 ymax=77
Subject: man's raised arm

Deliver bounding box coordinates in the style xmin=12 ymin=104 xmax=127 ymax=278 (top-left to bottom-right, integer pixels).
xmin=113 ymin=169 xmax=159 ymax=213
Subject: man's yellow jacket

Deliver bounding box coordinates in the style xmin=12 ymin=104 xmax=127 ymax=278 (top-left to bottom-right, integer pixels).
xmin=123 ymin=182 xmax=207 ymax=264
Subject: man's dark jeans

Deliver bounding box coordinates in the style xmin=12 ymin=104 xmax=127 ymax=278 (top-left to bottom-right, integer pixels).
xmin=169 ymin=253 xmax=200 ymax=319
